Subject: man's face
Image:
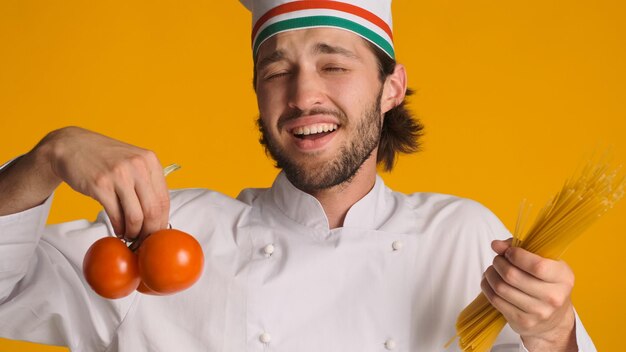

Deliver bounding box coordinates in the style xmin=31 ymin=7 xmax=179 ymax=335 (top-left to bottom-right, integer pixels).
xmin=255 ymin=28 xmax=386 ymax=192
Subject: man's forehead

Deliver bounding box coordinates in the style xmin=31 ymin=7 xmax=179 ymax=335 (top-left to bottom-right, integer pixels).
xmin=256 ymin=28 xmax=366 ymax=64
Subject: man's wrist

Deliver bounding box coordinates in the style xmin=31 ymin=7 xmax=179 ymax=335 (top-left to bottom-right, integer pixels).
xmin=0 ymin=141 xmax=62 ymax=216
xmin=521 ymin=308 xmax=577 ymax=352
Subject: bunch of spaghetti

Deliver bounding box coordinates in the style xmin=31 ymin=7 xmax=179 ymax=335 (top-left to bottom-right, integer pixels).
xmin=450 ymin=160 xmax=624 ymax=352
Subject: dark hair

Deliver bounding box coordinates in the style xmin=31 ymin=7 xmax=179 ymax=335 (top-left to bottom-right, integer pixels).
xmin=367 ymin=41 xmax=424 ymax=171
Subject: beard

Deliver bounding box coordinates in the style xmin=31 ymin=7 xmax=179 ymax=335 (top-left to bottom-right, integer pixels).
xmin=257 ymin=90 xmax=383 ymax=192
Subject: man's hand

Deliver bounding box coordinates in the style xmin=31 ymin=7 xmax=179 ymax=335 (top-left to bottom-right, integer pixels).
xmin=0 ymin=126 xmax=169 ymax=241
xmin=481 ymin=239 xmax=578 ymax=351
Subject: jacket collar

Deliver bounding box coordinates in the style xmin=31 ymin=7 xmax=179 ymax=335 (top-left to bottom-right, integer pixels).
xmin=269 ymin=171 xmax=388 ymax=232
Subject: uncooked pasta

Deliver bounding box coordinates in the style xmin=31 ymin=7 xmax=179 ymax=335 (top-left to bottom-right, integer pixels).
xmin=448 ymin=160 xmax=624 ymax=352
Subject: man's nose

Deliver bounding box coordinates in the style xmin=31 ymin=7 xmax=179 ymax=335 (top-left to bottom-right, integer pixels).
xmin=287 ymin=68 xmax=325 ymax=112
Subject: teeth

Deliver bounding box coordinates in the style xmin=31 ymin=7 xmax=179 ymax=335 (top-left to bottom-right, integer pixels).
xmin=293 ymin=123 xmax=338 ymax=136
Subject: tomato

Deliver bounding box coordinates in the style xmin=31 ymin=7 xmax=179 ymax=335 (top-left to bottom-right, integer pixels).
xmin=84 ymin=229 xmax=204 ymax=299
xmin=137 ymin=229 xmax=204 ymax=295
xmin=136 ymin=280 xmax=164 ymax=295
xmin=83 ymin=237 xmax=140 ymax=299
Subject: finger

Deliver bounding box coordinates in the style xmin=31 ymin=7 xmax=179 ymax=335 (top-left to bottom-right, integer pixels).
xmin=139 ymin=153 xmax=170 ymax=233
xmin=88 ymin=176 xmax=124 ymax=236
xmin=139 ymin=150 xmax=169 ymax=232
xmin=492 ymin=254 xmax=547 ymax=299
xmin=115 ymin=182 xmax=144 ymax=239
xmin=149 ymin=157 xmax=170 ymax=231
xmin=504 ymin=247 xmax=569 ymax=283
xmin=134 ymin=171 xmax=166 ymax=238
xmin=491 ymin=238 xmax=513 ymax=255
xmin=481 ymin=273 xmax=528 ymax=320
xmin=484 ymin=264 xmax=540 ymax=314
xmin=99 ymin=194 xmax=126 ymax=238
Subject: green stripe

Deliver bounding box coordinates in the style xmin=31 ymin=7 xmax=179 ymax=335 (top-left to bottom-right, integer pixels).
xmin=253 ymin=16 xmax=395 ymax=59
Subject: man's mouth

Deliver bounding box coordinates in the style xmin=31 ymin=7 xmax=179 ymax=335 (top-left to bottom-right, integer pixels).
xmin=292 ymin=123 xmax=339 ymax=140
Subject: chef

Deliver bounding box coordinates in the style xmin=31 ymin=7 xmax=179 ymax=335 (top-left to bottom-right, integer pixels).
xmin=0 ymin=0 xmax=595 ymax=351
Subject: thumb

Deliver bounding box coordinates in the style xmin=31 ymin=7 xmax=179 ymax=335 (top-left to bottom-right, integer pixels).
xmin=491 ymin=238 xmax=513 ymax=255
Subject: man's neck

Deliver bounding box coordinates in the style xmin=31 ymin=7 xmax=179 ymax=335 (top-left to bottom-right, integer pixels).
xmin=308 ymin=157 xmax=378 ymax=229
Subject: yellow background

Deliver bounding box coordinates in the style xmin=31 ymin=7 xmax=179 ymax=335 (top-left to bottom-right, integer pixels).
xmin=1 ymin=0 xmax=624 ymax=351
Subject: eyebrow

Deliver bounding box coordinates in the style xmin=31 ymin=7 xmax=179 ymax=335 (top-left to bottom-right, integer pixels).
xmin=256 ymin=50 xmax=285 ymax=72
xmin=256 ymin=42 xmax=361 ymax=73
xmin=311 ymin=43 xmax=359 ymax=60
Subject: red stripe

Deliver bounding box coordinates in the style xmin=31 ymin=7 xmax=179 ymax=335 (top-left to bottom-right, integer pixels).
xmin=251 ymin=1 xmax=393 ymax=42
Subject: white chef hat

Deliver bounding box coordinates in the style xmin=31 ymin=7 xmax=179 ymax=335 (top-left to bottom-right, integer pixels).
xmin=240 ymin=0 xmax=395 ymax=60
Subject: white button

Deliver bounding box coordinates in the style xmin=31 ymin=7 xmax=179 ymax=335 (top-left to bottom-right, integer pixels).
xmin=392 ymin=240 xmax=403 ymax=251
xmin=263 ymin=244 xmax=275 ymax=257
xmin=385 ymin=338 xmax=397 ymax=350
xmin=259 ymin=332 xmax=271 ymax=344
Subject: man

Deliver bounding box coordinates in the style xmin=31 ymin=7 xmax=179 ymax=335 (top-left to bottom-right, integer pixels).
xmin=0 ymin=0 xmax=595 ymax=351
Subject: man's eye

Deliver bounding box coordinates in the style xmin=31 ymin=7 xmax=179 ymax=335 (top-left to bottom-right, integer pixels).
xmin=323 ymin=66 xmax=348 ymax=73
xmin=265 ymin=71 xmax=290 ymax=80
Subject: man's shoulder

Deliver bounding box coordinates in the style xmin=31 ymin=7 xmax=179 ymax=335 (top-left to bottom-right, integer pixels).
xmin=385 ymin=188 xmax=507 ymax=235
xmin=234 ymin=186 xmax=268 ymax=205
xmin=168 ymin=188 xmax=251 ymax=212
xmin=391 ymin=189 xmax=491 ymax=217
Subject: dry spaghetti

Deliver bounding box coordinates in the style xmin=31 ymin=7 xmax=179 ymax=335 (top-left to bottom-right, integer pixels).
xmin=448 ymin=160 xmax=624 ymax=352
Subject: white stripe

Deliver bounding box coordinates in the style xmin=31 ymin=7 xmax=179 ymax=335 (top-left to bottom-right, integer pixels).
xmin=248 ymin=0 xmax=393 ymax=28
xmin=253 ymin=8 xmax=393 ymax=49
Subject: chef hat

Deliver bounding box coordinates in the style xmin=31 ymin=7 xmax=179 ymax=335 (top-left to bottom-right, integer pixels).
xmin=240 ymin=0 xmax=395 ymax=60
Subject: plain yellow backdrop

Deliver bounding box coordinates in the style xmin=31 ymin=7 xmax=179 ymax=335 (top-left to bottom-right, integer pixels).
xmin=1 ymin=0 xmax=625 ymax=351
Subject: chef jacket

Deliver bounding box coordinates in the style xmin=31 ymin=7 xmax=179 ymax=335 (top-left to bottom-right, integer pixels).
xmin=0 ymin=164 xmax=596 ymax=351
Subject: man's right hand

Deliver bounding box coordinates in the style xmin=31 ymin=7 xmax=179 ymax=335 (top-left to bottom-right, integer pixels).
xmin=0 ymin=126 xmax=170 ymax=241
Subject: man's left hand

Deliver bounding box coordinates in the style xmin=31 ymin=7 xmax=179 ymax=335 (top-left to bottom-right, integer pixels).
xmin=481 ymin=239 xmax=578 ymax=351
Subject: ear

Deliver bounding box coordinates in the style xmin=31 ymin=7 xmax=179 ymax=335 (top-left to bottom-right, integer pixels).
xmin=380 ymin=63 xmax=407 ymax=115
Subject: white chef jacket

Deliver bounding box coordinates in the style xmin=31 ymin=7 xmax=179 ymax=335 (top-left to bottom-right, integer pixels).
xmin=0 ymin=166 xmax=596 ymax=351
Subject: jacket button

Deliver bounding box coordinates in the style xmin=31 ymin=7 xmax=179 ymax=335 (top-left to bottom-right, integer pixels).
xmin=263 ymin=244 xmax=275 ymax=257
xmin=392 ymin=240 xmax=403 ymax=251
xmin=259 ymin=332 xmax=272 ymax=344
xmin=385 ymin=338 xmax=397 ymax=350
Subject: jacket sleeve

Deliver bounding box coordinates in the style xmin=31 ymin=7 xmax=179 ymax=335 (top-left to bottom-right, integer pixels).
xmin=0 ymin=160 xmax=135 ymax=350
xmin=515 ymin=309 xmax=597 ymax=352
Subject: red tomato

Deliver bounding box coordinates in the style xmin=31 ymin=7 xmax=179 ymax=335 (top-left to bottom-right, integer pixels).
xmin=137 ymin=229 xmax=204 ymax=295
xmin=83 ymin=237 xmax=140 ymax=299
xmin=136 ymin=280 xmax=164 ymax=295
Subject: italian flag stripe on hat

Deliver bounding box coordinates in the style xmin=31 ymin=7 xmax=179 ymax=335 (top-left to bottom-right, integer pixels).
xmin=240 ymin=0 xmax=395 ymax=59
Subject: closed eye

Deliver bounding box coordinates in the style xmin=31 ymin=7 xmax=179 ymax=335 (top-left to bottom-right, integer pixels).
xmin=265 ymin=71 xmax=290 ymax=80
xmin=323 ymin=67 xmax=348 ymax=72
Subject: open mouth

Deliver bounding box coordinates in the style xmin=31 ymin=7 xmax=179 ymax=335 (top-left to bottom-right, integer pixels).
xmin=292 ymin=123 xmax=339 ymax=140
